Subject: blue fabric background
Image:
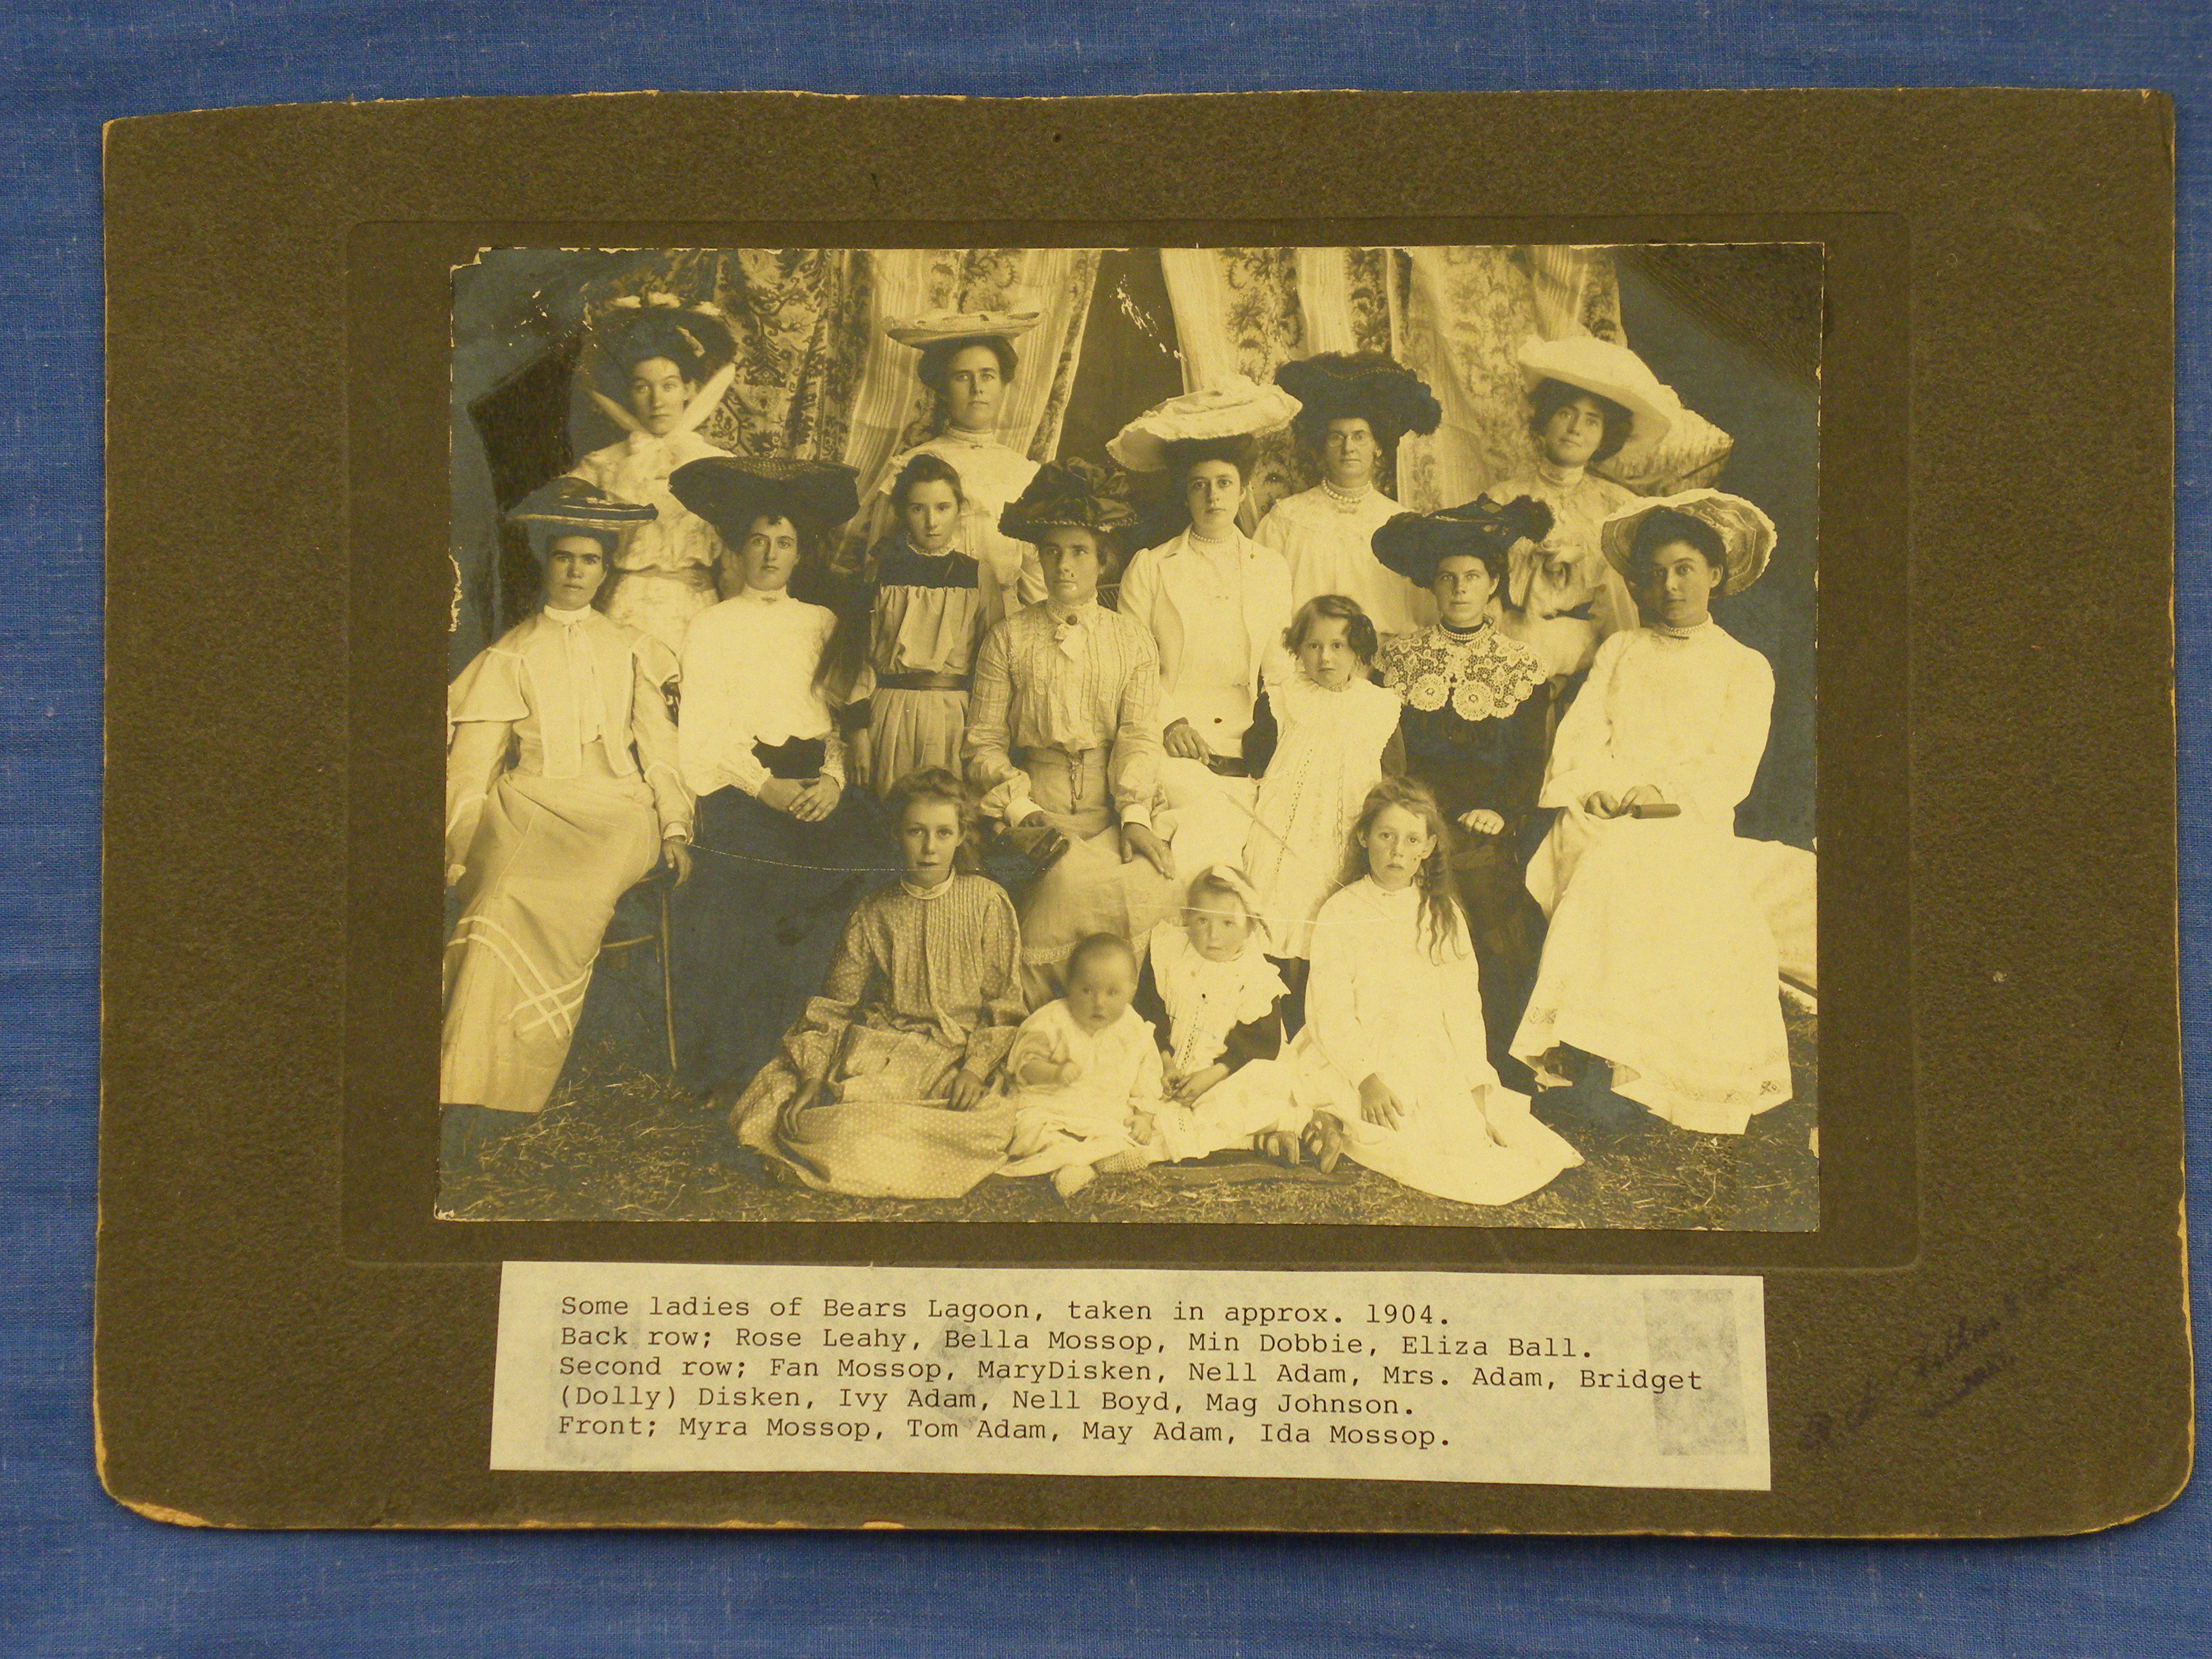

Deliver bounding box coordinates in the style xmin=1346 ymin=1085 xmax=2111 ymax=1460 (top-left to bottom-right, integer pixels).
xmin=7 ymin=5 xmax=2206 ymax=1655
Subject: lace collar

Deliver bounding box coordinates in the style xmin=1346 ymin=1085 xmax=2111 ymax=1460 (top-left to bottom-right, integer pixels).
xmin=1379 ymin=622 xmax=1546 ymax=722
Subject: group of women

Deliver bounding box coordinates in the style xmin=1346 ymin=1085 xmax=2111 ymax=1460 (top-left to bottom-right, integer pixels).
xmin=439 ymin=291 xmax=1798 ymax=1206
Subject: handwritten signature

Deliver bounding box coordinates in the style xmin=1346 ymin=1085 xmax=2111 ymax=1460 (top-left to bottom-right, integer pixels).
xmin=1796 ymin=1260 xmax=2088 ymax=1453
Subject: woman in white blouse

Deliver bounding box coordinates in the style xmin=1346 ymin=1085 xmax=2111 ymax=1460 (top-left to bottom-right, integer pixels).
xmin=1110 ymin=376 xmax=1302 ymax=878
xmin=1256 ymin=351 xmax=1444 ymax=645
xmin=663 ymin=456 xmax=895 ymax=1093
xmin=1511 ymin=491 xmax=1793 ymax=1136
xmin=565 ymin=296 xmax=738 ymax=655
xmin=441 ymin=479 xmax=694 ymax=1172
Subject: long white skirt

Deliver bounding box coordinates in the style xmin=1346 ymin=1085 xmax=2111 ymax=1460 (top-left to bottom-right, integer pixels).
xmin=1293 ymin=1010 xmax=1583 ymax=1209
xmin=1514 ymin=811 xmax=1792 ymax=1135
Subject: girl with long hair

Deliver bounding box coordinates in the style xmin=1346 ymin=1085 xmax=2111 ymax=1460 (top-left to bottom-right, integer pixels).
xmin=1290 ymin=776 xmax=1583 ymax=1207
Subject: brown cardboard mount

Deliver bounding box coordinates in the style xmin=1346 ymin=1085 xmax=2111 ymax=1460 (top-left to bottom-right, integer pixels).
xmin=97 ymin=89 xmax=2185 ymax=1533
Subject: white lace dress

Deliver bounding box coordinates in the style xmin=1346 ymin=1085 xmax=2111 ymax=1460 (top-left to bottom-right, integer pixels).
xmin=1242 ymin=670 xmax=1403 ymax=959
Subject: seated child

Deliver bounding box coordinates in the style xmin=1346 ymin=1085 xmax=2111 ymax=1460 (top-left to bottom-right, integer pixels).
xmin=1133 ymin=866 xmax=1340 ymax=1170
xmin=728 ymin=767 xmax=1025 ymax=1197
xmin=1293 ymin=776 xmax=1583 ymax=1207
xmin=1001 ymin=933 xmax=1168 ymax=1199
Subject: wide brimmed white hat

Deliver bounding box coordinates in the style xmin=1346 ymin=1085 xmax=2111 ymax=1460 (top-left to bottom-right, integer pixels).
xmin=1105 ymin=374 xmax=1303 ymax=473
xmin=884 ymin=306 xmax=1044 ymax=348
xmin=1599 ymin=488 xmax=1777 ymax=597
xmin=1517 ymin=335 xmax=1681 ymax=458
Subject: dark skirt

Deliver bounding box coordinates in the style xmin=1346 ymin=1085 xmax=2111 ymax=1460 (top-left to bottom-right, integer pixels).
xmin=671 ymin=784 xmax=897 ymax=1092
xmin=1452 ymin=830 xmax=1548 ymax=1090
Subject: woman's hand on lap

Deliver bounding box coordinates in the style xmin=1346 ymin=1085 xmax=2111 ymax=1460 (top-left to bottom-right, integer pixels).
xmin=760 ymin=777 xmax=807 ymax=817
xmin=1121 ymin=822 xmax=1175 ymax=879
xmin=1459 ymin=808 xmax=1506 ymax=837
xmin=662 ymin=837 xmax=693 ymax=885
xmin=950 ymin=1068 xmax=989 ymax=1111
xmin=791 ymin=776 xmax=842 ymax=823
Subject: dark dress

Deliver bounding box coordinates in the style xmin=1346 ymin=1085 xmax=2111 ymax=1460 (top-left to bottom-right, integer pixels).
xmin=1377 ymin=620 xmax=1554 ymax=1083
xmin=671 ymin=589 xmax=899 ymax=1093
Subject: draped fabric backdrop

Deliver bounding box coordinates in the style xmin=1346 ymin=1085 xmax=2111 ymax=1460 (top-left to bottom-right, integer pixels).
xmin=515 ymin=244 xmax=1733 ymax=575
xmin=839 ymin=247 xmax=1100 ymax=541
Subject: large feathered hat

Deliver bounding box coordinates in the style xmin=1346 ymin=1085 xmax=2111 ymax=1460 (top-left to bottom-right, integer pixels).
xmin=505 ymin=477 xmax=657 ymax=557
xmin=1598 ymin=489 xmax=1776 ymax=597
xmin=1275 ymin=352 xmax=1443 ymax=448
xmin=997 ymin=458 xmax=1139 ymax=545
xmin=1106 ymin=375 xmax=1302 ymax=473
xmin=666 ymin=456 xmax=862 ymax=540
xmin=1371 ymin=496 xmax=1555 ymax=590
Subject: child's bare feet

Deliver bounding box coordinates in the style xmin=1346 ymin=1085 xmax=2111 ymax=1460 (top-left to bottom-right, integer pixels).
xmin=1303 ymin=1113 xmax=1347 ymax=1174
xmin=1256 ymin=1130 xmax=1302 ymax=1167
xmin=1051 ymin=1164 xmax=1096 ymax=1200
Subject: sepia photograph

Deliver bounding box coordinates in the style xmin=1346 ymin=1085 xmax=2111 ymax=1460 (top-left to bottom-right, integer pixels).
xmin=438 ymin=241 xmax=1821 ymax=1230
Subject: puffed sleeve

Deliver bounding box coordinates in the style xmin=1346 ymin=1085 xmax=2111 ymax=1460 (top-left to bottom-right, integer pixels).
xmin=1538 ymin=632 xmax=1636 ymax=810
xmin=1253 ymin=545 xmax=1297 ymax=697
xmin=963 ymin=617 xmax=1036 ymax=822
xmin=1128 ymin=1037 xmax=1166 ymax=1111
xmin=1301 ymin=894 xmax=1383 ymax=1091
xmin=677 ymin=609 xmax=770 ymax=799
xmin=1251 ymin=500 xmax=1290 ymax=555
xmin=958 ymin=883 xmax=1027 ymax=1081
xmin=1006 ymin=1003 xmax=1072 ymax=1087
xmin=1114 ymin=545 xmax=1170 ymax=726
xmin=627 ymin=646 xmax=692 ymax=841
xmin=445 ymin=646 xmax=525 ymax=869
xmin=1109 ymin=621 xmax=1164 ymax=830
xmin=1495 ymin=681 xmax=1554 ymax=823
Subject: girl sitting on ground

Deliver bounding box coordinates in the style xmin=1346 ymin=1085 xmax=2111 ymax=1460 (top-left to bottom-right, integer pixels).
xmin=1292 ymin=776 xmax=1584 ymax=1208
xmin=1134 ymin=866 xmax=1341 ymax=1171
xmin=729 ymin=767 xmax=1026 ymax=1198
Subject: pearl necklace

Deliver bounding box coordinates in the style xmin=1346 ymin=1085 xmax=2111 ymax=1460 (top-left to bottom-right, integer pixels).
xmin=1320 ymin=478 xmax=1374 ymax=511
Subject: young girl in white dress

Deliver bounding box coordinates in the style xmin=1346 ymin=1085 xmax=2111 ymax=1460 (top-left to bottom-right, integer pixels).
xmin=1243 ymin=595 xmax=1402 ymax=966
xmin=1131 ymin=867 xmax=1329 ymax=1167
xmin=1292 ymin=777 xmax=1584 ymax=1208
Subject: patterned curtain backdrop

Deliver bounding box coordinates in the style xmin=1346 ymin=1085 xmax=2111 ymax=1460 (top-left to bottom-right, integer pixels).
xmin=570 ymin=248 xmax=873 ymax=462
xmin=1389 ymin=245 xmax=1733 ymax=512
xmin=840 ymin=247 xmax=1102 ymax=495
xmin=1159 ymin=246 xmax=1312 ymax=525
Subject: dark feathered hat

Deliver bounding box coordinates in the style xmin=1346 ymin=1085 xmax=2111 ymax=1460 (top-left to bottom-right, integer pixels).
xmin=666 ymin=456 xmax=862 ymax=540
xmin=505 ymin=476 xmax=657 ymax=557
xmin=1371 ymin=495 xmax=1554 ymax=589
xmin=997 ymin=458 xmax=1140 ymax=545
xmin=1276 ymin=352 xmax=1443 ymax=448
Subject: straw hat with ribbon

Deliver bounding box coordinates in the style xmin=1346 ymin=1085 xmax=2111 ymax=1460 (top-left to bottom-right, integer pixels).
xmin=1516 ymin=335 xmax=1682 ymax=463
xmin=1598 ymin=488 xmax=1777 ymax=597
